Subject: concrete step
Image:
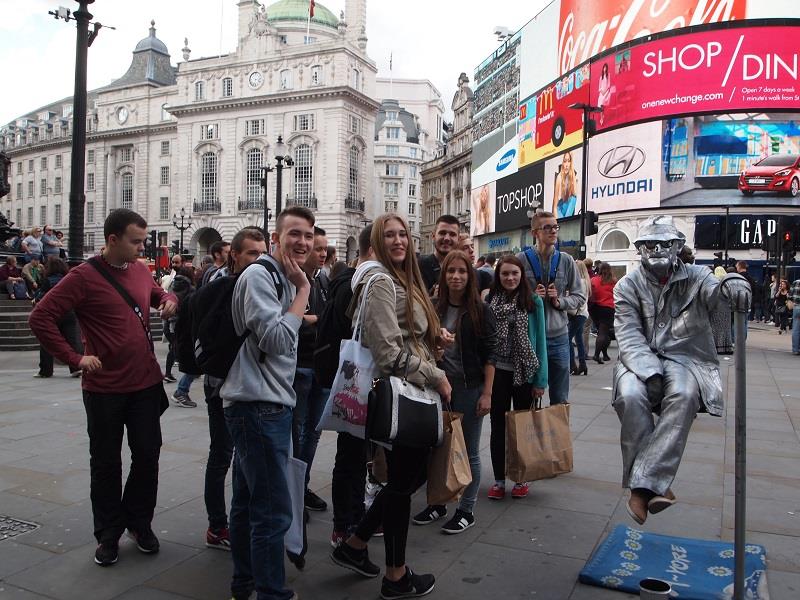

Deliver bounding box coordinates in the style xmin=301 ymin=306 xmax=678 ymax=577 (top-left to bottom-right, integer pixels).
xmin=0 ymin=315 xmax=31 ymax=325
xmin=0 ymin=327 xmax=35 ymax=338
xmin=0 ymin=344 xmax=39 ymax=351
xmin=0 ymin=302 xmax=33 ymax=313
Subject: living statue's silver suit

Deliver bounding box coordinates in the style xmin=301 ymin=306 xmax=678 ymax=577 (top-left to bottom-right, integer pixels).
xmin=612 ymin=216 xmax=751 ymax=496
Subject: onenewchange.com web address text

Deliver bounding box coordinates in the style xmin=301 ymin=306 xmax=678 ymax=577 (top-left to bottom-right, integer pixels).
xmin=641 ymin=91 xmax=724 ymax=109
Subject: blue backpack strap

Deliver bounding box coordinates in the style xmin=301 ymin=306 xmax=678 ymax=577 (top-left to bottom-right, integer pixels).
xmin=549 ymin=249 xmax=561 ymax=282
xmin=524 ymin=247 xmax=543 ymax=283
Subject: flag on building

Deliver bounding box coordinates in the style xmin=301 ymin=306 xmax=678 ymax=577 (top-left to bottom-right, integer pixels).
xmin=310 ymin=0 xmax=315 ymax=18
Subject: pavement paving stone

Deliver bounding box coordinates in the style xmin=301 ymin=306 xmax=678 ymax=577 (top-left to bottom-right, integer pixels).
xmin=721 ymin=528 xmax=800 ymax=575
xmin=722 ymin=495 xmax=800 ymax=537
xmin=0 ymin=583 xmax=52 ymax=598
xmin=12 ymin=500 xmax=93 ymax=554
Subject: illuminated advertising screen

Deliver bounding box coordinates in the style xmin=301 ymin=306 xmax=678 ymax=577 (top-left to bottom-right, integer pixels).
xmin=494 ymin=163 xmax=545 ymax=233
xmin=518 ymin=64 xmax=590 ymax=168
xmin=590 ymin=24 xmax=800 ymax=132
xmin=470 ymin=180 xmax=497 ymax=238
xmin=542 ymin=146 xmax=584 ymax=218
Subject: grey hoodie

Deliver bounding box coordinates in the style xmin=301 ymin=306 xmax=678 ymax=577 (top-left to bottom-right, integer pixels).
xmin=220 ymin=255 xmax=302 ymax=407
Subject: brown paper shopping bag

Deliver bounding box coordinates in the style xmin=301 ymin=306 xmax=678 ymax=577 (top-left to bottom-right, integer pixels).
xmin=427 ymin=412 xmax=472 ymax=506
xmin=505 ymin=402 xmax=573 ymax=483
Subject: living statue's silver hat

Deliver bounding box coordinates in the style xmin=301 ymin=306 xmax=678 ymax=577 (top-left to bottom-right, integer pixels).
xmin=634 ymin=215 xmax=686 ymax=245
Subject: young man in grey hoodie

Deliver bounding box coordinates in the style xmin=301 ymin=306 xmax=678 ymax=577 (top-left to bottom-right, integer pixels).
xmin=220 ymin=206 xmax=314 ymax=600
xmin=517 ymin=211 xmax=585 ymax=405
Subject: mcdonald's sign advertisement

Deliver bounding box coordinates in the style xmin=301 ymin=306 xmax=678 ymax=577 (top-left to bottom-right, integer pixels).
xmin=518 ymin=63 xmax=590 ymax=169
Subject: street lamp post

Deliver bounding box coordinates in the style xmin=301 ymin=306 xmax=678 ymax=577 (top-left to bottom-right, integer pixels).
xmin=568 ymin=102 xmax=603 ymax=260
xmin=273 ymin=136 xmax=294 ymax=215
xmin=260 ymin=163 xmax=274 ymax=235
xmin=172 ymin=207 xmax=192 ymax=256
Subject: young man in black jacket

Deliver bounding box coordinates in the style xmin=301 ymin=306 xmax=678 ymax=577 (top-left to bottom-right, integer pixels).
xmin=418 ymin=214 xmax=460 ymax=294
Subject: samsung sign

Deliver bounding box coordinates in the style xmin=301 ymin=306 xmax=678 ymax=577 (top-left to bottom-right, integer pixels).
xmin=496 ymin=148 xmax=517 ymax=172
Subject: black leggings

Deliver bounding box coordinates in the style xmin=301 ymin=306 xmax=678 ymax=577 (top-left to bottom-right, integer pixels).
xmin=590 ymin=305 xmax=615 ymax=358
xmin=354 ymin=444 xmax=429 ymax=567
xmin=163 ymin=327 xmax=175 ymax=376
xmin=489 ymin=368 xmax=533 ymax=481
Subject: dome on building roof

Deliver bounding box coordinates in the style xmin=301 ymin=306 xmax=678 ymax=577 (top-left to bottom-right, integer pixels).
xmin=266 ymin=0 xmax=338 ymax=29
xmin=134 ymin=20 xmax=169 ymax=55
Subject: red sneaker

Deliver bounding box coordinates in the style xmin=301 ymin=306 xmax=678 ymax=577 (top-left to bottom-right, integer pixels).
xmin=206 ymin=527 xmax=231 ymax=551
xmin=488 ymin=483 xmax=506 ymax=500
xmin=511 ymin=482 xmax=530 ymax=499
xmin=330 ymin=530 xmax=346 ymax=548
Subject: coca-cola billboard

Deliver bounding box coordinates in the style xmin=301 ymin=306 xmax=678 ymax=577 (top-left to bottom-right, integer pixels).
xmin=558 ymin=0 xmax=746 ymax=75
xmin=590 ymin=24 xmax=800 ymax=131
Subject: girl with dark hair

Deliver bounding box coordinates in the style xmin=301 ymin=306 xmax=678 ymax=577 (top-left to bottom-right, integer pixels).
xmin=485 ymin=255 xmax=547 ymax=500
xmin=412 ymin=250 xmax=498 ymax=533
xmin=589 ymin=262 xmax=617 ymax=363
xmin=33 ymin=257 xmax=83 ymax=378
xmin=332 ymin=213 xmax=451 ymax=598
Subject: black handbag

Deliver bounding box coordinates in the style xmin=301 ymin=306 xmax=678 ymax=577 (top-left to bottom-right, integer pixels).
xmin=366 ymin=355 xmax=444 ymax=449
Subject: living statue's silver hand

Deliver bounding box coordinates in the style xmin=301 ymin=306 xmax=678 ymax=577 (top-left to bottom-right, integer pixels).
xmin=722 ymin=277 xmax=751 ymax=313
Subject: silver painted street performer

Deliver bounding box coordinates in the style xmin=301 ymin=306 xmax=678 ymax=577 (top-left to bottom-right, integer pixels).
xmin=612 ymin=216 xmax=751 ymax=524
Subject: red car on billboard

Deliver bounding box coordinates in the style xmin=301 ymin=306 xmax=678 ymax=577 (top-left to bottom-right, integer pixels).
xmin=738 ymin=154 xmax=800 ymax=197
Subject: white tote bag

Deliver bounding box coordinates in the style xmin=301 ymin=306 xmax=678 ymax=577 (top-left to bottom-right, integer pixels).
xmin=284 ymin=453 xmax=306 ymax=556
xmin=316 ymin=273 xmax=394 ymax=439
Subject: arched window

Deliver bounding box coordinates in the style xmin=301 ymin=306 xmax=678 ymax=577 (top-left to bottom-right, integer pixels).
xmin=600 ymin=230 xmax=631 ymax=251
xmin=161 ymin=103 xmax=170 ymax=121
xmin=121 ymin=173 xmax=133 ymax=210
xmin=246 ymin=148 xmax=263 ymax=206
xmin=348 ymin=146 xmax=360 ymax=201
xmin=294 ymin=144 xmax=313 ymax=206
xmin=200 ymin=152 xmax=217 ymax=204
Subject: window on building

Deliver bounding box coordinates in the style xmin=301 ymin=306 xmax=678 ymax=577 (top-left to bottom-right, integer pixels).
xmin=386 ymin=111 xmax=398 ymax=121
xmin=27 ymin=181 xmax=34 ymax=198
xmin=293 ymin=114 xmax=315 ymax=131
xmin=601 ymin=230 xmax=631 ymax=251
xmin=27 ymin=207 xmax=33 ymax=226
xmin=62 ymin=104 xmax=73 ymax=118
xmin=350 ymin=115 xmax=361 ymax=134
xmin=87 ymin=172 xmax=95 ymax=191
xmin=86 ymin=201 xmax=94 ymax=223
xmin=16 ymin=162 xmax=22 ymax=175
xmin=385 ymin=163 xmax=399 ymax=176
xmin=310 ymin=65 xmax=322 ymax=85
xmin=246 ymin=148 xmax=263 ymax=204
xmin=87 ymin=149 xmax=94 ymax=163
xmin=245 ymin=119 xmax=264 ymax=136
xmin=40 ymin=178 xmax=47 ymax=195
xmin=222 ymin=77 xmax=233 ymax=98
xmin=16 ymin=208 xmax=22 ymax=226
xmin=304 ymin=35 xmax=317 ymax=45
xmin=409 ymin=147 xmax=418 ymax=159
xmin=54 ymin=177 xmax=62 ymax=194
xmin=41 ymin=157 xmax=48 ymax=170
xmin=294 ymin=144 xmax=313 ymax=206
xmin=159 ymin=197 xmax=169 ymax=221
xmin=16 ymin=183 xmax=22 ymax=198
xmin=160 ymin=166 xmax=170 ymax=186
xmin=161 ymin=104 xmax=170 ymax=121
xmin=121 ymin=173 xmax=133 ymax=209
xmin=40 ymin=206 xmax=47 ymax=226
xmin=201 ymin=124 xmax=219 ymax=140
xmin=161 ymin=141 xmax=170 ymax=155
xmin=201 ymin=152 xmax=217 ymax=203
xmin=55 ymin=154 xmax=62 ymax=169
xmin=408 ymin=183 xmax=417 ymax=197
xmin=386 ymin=127 xmax=400 ymax=139
xmin=408 ymin=202 xmax=416 ymax=215
xmin=409 ymin=165 xmax=418 ymax=178
xmin=195 ymin=80 xmax=205 ymax=101
xmin=280 ymin=69 xmax=293 ymax=90
xmin=351 ymin=68 xmax=360 ymax=90
xmin=28 ymin=160 xmax=34 ymax=173
xmin=85 ymin=232 xmax=95 ymax=252
xmin=349 ymin=146 xmax=360 ymax=202
xmin=384 ymin=200 xmax=398 ymax=212
xmin=121 ymin=147 xmax=132 ymax=162
xmin=386 ymin=145 xmax=399 ymax=157
xmin=385 ymin=182 xmax=399 ymax=196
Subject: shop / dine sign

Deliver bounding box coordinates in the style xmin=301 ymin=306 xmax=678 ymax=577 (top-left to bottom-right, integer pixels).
xmin=590 ymin=25 xmax=800 ymax=131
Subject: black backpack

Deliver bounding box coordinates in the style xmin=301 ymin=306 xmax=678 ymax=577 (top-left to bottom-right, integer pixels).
xmin=312 ymin=270 xmax=355 ymax=388
xmin=175 ymin=258 xmax=284 ymax=378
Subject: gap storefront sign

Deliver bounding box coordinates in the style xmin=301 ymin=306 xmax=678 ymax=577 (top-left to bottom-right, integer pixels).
xmin=694 ymin=214 xmax=800 ymax=250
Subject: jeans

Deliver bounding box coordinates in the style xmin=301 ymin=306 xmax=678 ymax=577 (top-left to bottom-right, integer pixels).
xmin=331 ymin=432 xmax=367 ymax=532
xmin=83 ymin=383 xmax=165 ymax=543
xmin=792 ymin=306 xmax=800 ymax=353
xmin=450 ymin=386 xmax=484 ymax=514
xmin=489 ymin=369 xmax=532 ymax=482
xmin=568 ymin=314 xmax=588 ymax=365
xmin=39 ymin=311 xmax=83 ymax=376
xmin=225 ymin=401 xmax=294 ymax=600
xmin=291 ymin=367 xmax=328 ymax=489
xmin=353 ymin=444 xmax=430 ymax=567
xmin=204 ymin=383 xmax=233 ymax=530
xmin=176 ymin=373 xmax=197 ymax=396
xmin=546 ymin=333 xmax=571 ymax=405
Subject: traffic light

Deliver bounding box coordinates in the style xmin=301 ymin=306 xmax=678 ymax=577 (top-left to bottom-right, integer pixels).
xmin=783 ymin=230 xmax=796 ymax=264
xmin=170 ymin=240 xmax=180 ymax=256
xmin=762 ymin=232 xmax=777 ymax=261
xmin=584 ymin=211 xmax=599 ymax=237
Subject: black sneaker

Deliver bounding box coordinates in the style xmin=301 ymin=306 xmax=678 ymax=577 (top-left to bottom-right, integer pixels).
xmin=305 ymin=490 xmax=328 ymax=512
xmin=331 ymin=542 xmax=381 ymax=578
xmin=380 ymin=567 xmax=435 ymax=599
xmin=440 ymin=509 xmax=475 ymax=535
xmin=163 ymin=374 xmax=177 ymax=383
xmin=128 ymin=528 xmax=160 ymax=554
xmin=412 ymin=505 xmax=446 ymax=526
xmin=94 ymin=541 xmax=119 ymax=566
xmin=171 ymin=392 xmax=197 ymax=408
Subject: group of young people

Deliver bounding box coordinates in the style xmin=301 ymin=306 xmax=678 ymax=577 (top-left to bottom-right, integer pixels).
xmin=29 ymin=206 xmax=589 ymax=600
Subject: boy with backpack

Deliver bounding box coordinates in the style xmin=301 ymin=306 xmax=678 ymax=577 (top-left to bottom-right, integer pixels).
xmin=220 ymin=207 xmax=314 ymax=600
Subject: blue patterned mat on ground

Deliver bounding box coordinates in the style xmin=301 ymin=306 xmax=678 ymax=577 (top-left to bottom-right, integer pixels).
xmin=579 ymin=525 xmax=769 ymax=599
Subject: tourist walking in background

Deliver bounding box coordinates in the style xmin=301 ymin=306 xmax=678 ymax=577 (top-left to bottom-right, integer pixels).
xmin=412 ymin=249 xmax=497 ymax=533
xmin=589 ymin=262 xmax=617 ymax=363
xmin=774 ymin=279 xmax=790 ymax=334
xmin=21 ymin=226 xmax=44 ymax=264
xmin=790 ymin=277 xmax=800 ymax=355
xmin=332 ymin=213 xmax=451 ymax=599
xmin=569 ymin=259 xmax=591 ymax=375
xmin=485 ymin=255 xmax=547 ymax=501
